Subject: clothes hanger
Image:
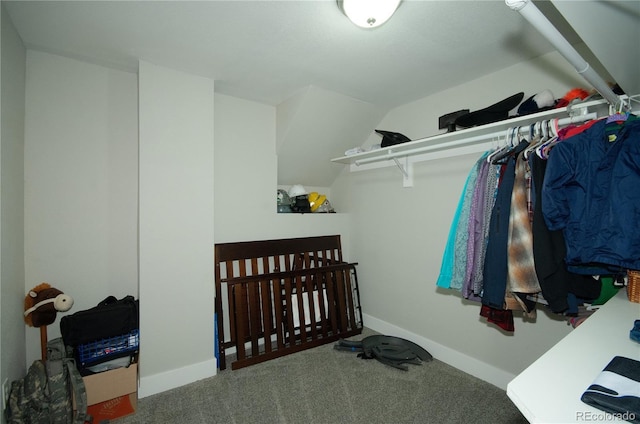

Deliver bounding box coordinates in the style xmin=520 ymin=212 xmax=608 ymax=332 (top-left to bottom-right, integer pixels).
xmin=487 ymin=127 xmax=513 ymax=164
xmin=534 ymin=120 xmax=549 ymax=158
xmin=606 ymin=100 xmax=633 ymax=123
xmin=550 ymin=118 xmax=559 ymax=138
xmin=511 ymin=126 xmax=520 ymax=146
xmin=524 ymin=123 xmax=542 ymax=160
xmin=606 ymin=99 xmax=640 ymax=124
xmin=487 ymin=127 xmax=513 ymax=163
xmin=536 ymin=120 xmax=559 ymax=159
xmin=537 ymin=120 xmax=562 ymax=159
xmin=541 ymin=134 xmax=561 ymax=159
xmin=527 ymin=123 xmax=534 ymax=140
xmin=539 ymin=118 xmax=561 ymax=157
xmin=491 ymin=127 xmax=523 ymax=164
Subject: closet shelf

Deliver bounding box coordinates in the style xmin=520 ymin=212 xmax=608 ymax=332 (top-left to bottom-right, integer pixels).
xmin=331 ymin=98 xmax=611 ymax=171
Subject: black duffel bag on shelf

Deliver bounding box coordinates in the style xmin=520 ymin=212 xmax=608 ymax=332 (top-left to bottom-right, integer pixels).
xmin=60 ymin=295 xmax=139 ymax=348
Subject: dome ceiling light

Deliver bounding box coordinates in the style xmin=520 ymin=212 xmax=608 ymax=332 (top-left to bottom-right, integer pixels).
xmin=337 ymin=0 xmax=402 ymax=29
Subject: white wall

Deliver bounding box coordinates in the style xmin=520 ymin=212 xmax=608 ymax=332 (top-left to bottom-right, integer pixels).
xmin=23 ymin=51 xmax=138 ymax=366
xmin=214 ymin=93 xmax=352 ymax=251
xmin=138 ymin=61 xmax=216 ymax=397
xmin=332 ymin=49 xmax=592 ymax=388
xmin=1 ymin=5 xmax=27 ymax=417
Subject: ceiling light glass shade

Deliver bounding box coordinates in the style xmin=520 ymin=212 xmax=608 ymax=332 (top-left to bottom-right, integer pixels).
xmin=338 ymin=0 xmax=402 ymax=29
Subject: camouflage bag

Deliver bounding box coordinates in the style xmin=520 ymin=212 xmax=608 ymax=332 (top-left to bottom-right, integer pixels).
xmin=5 ymin=338 xmax=89 ymax=424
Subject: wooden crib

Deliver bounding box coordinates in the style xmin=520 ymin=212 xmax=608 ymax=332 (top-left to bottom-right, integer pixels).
xmin=214 ymin=235 xmax=363 ymax=370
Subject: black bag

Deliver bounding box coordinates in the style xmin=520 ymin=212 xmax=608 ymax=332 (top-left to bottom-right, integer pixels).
xmin=60 ymin=295 xmax=139 ymax=348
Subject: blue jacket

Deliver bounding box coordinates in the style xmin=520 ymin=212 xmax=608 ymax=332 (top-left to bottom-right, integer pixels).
xmin=542 ymin=118 xmax=640 ymax=272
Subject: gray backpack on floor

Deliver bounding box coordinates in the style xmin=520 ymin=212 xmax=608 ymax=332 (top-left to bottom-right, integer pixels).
xmin=5 ymin=338 xmax=89 ymax=424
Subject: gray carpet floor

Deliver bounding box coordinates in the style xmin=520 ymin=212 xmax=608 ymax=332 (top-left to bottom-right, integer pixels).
xmin=118 ymin=328 xmax=527 ymax=424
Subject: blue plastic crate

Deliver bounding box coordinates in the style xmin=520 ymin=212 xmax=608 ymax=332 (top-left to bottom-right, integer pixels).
xmin=77 ymin=329 xmax=139 ymax=366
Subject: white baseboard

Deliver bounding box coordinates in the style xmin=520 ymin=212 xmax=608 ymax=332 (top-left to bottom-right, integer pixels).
xmin=362 ymin=313 xmax=515 ymax=390
xmin=138 ymin=358 xmax=217 ymax=398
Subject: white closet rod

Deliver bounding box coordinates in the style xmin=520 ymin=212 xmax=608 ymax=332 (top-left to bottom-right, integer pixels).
xmin=354 ymin=113 xmax=597 ymax=166
xmin=505 ymin=0 xmax=625 ymax=110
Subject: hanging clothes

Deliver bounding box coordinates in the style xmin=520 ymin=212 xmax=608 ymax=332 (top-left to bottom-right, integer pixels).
xmin=506 ymin=150 xmax=541 ymax=315
xmin=507 ymin=151 xmax=540 ymax=295
xmin=450 ymin=154 xmax=487 ymax=290
xmin=436 ymin=153 xmax=488 ymax=289
xmin=480 ymin=304 xmax=514 ymax=332
xmin=481 ymin=139 xmax=529 ymax=309
xmin=471 ymin=163 xmax=500 ymax=297
xmin=530 ymin=153 xmax=601 ymax=313
xmin=542 ymin=118 xmax=640 ymax=273
xmin=435 ymin=110 xmax=639 ymax=333
xmin=461 ymin=158 xmax=491 ymax=301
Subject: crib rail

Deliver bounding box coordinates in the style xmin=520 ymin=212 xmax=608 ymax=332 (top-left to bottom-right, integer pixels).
xmin=214 ymin=235 xmax=363 ymax=370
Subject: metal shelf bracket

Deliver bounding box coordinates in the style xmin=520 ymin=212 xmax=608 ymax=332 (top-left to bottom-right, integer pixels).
xmin=393 ymin=157 xmax=413 ymax=187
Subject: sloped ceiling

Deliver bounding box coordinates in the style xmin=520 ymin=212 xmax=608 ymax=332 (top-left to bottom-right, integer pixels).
xmin=277 ymin=86 xmax=386 ymax=187
xmin=550 ymin=0 xmax=640 ymax=97
xmin=5 ymin=0 xmax=632 ymax=187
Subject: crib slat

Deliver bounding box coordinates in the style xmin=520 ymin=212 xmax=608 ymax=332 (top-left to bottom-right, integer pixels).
xmin=295 ymin=270 xmax=307 ymax=342
xmin=274 ymin=254 xmax=287 ymax=349
xmin=317 ymin=269 xmax=329 ymax=338
xmin=305 ymin=270 xmax=318 ymax=340
xmin=334 ymin=246 xmax=343 ymax=263
xmin=334 ymin=268 xmax=349 ymax=332
xmin=283 ymin=275 xmax=296 ymax=346
xmin=234 ymin=284 xmax=247 ymax=361
xmin=238 ymin=259 xmax=250 ymax=343
xmin=260 ymin=257 xmax=273 ymax=354
xmin=258 ymin=278 xmax=271 ymax=354
xmin=250 ymin=258 xmax=261 ymax=354
xmin=302 ymin=251 xmax=312 ymax=269
xmin=281 ymin=254 xmax=295 ymax=347
xmin=248 ymin=267 xmax=261 ymax=356
xmin=325 ymin=270 xmax=339 ymax=335
xmin=214 ymin=253 xmax=226 ymax=370
xmin=226 ymin=260 xmax=237 ymax=347
xmin=273 ymin=275 xmax=285 ymax=350
xmin=344 ymin=267 xmax=358 ymax=330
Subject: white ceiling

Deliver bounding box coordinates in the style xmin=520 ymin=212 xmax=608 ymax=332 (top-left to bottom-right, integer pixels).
xmin=4 ymin=0 xmax=593 ymax=186
xmin=5 ymin=0 xmax=574 ymax=108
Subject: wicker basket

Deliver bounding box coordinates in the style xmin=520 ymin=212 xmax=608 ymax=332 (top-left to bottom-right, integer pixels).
xmin=628 ymin=270 xmax=640 ymax=303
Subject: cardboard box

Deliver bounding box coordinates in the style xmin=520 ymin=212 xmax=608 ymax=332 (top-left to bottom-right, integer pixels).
xmin=83 ymin=363 xmax=138 ymax=405
xmin=87 ymin=393 xmax=137 ymax=422
xmin=74 ymin=362 xmax=138 ymax=421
